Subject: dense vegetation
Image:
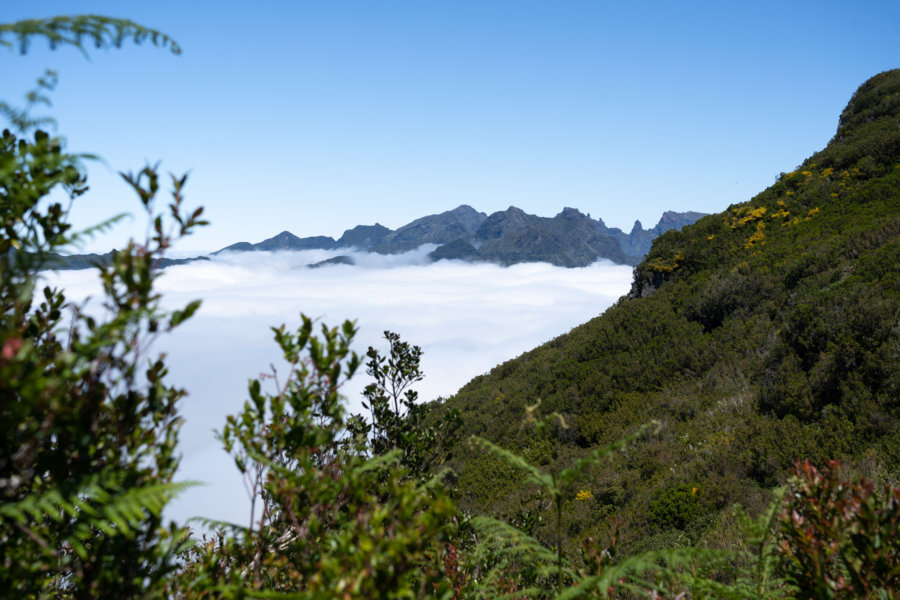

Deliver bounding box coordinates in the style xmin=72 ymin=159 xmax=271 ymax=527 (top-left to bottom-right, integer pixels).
xmin=2 ymin=15 xmax=899 ymax=599
xmin=440 ymin=68 xmax=900 ymax=558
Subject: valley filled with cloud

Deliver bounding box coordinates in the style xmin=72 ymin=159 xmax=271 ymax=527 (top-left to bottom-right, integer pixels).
xmin=43 ymin=249 xmax=632 ymax=525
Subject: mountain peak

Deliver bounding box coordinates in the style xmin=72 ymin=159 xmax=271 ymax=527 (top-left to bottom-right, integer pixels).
xmin=836 ymin=68 xmax=900 ymax=136
xmin=556 ymin=207 xmax=587 ymax=219
xmin=337 ymin=223 xmax=392 ymax=248
xmin=653 ymin=211 xmax=707 ymax=234
xmin=448 ymin=204 xmax=481 ymax=216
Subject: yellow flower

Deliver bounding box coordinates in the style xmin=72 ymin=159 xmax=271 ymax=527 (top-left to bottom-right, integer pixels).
xmin=771 ymin=202 xmax=791 ymax=219
xmin=576 ymin=489 xmax=593 ymax=501
xmin=744 ymin=221 xmax=766 ymax=249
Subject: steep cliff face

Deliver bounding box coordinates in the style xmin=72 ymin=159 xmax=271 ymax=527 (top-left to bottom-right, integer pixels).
xmin=607 ymin=211 xmax=711 ymax=261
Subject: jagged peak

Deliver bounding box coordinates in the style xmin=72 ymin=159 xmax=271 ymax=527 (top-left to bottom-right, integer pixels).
xmin=555 ymin=207 xmax=588 ymax=219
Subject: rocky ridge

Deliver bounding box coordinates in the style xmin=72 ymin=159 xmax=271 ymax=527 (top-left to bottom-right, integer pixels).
xmin=48 ymin=206 xmax=706 ymax=270
xmin=215 ymin=205 xmax=706 ymax=268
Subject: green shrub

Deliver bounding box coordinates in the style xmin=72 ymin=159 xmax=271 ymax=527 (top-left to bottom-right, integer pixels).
xmin=649 ymin=483 xmax=704 ymax=530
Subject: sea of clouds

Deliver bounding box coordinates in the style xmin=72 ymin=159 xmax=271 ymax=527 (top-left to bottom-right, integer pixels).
xmin=43 ymin=247 xmax=633 ymax=527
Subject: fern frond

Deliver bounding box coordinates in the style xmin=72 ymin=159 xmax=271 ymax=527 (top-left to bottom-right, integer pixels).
xmin=469 ymin=514 xmax=570 ymax=599
xmin=65 ymin=213 xmax=131 ymax=250
xmin=471 ymin=515 xmax=560 ymax=568
xmin=0 ymin=15 xmax=180 ymax=56
xmin=353 ymin=448 xmax=402 ymax=474
xmin=470 ymin=436 xmax=556 ymax=492
xmin=1 ymin=475 xmax=196 ymax=559
xmin=559 ymin=547 xmax=743 ymax=600
xmin=560 ymin=421 xmax=659 ymax=485
xmin=421 ymin=467 xmax=453 ymax=491
xmin=186 ymin=516 xmax=250 ymax=535
xmin=210 ymin=587 xmax=306 ymax=599
xmin=0 ymin=101 xmax=56 ymax=132
xmin=732 ymin=486 xmax=794 ymax=598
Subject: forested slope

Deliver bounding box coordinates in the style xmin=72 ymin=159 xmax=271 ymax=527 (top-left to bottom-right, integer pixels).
xmin=437 ymin=69 xmax=900 ymax=555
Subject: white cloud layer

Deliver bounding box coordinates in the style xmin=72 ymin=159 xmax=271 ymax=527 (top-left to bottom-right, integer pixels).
xmin=43 ymin=249 xmax=633 ymax=527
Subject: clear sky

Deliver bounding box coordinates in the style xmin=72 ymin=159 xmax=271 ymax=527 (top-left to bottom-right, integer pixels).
xmin=5 ymin=1 xmax=900 ymax=253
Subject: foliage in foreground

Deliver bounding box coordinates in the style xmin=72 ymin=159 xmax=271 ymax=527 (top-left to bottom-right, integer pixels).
xmin=0 ymin=20 xmax=201 ymax=597
xmin=173 ymin=321 xmax=457 ymax=598
xmin=2 ymin=13 xmax=900 ymax=600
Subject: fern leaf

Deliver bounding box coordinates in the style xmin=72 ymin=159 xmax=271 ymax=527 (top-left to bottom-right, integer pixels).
xmin=186 ymin=516 xmax=250 ymax=535
xmin=560 ymin=421 xmax=658 ymax=485
xmin=0 ymin=15 xmax=180 ymax=56
xmin=470 ymin=436 xmax=556 ymax=492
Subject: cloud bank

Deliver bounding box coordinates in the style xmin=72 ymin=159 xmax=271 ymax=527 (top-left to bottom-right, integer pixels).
xmin=44 ymin=248 xmax=633 ymax=526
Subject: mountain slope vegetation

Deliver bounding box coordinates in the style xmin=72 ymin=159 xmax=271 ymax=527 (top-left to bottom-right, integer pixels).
xmin=436 ymin=68 xmax=900 ymax=555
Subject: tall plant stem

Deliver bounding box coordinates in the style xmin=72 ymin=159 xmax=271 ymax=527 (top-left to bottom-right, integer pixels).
xmin=555 ymin=480 xmax=563 ymax=595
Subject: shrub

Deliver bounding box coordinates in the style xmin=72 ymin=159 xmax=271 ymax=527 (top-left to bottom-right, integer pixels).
xmin=778 ymin=460 xmax=900 ymax=599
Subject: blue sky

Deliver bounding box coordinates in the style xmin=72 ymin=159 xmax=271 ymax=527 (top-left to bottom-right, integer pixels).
xmin=5 ymin=1 xmax=900 ymax=252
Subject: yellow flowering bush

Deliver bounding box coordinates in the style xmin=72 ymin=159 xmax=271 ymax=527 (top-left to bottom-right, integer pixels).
xmin=646 ymin=252 xmax=685 ymax=273
xmin=726 ymin=204 xmax=768 ymax=228
xmin=744 ymin=221 xmax=766 ymax=249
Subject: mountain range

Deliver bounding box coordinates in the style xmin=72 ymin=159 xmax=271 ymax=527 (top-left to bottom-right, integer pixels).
xmin=47 ymin=207 xmax=705 ymax=270
xmin=213 ymin=206 xmax=706 ymax=267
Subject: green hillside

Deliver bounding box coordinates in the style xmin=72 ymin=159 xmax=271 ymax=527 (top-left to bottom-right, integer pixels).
xmin=437 ymin=69 xmax=900 ymax=555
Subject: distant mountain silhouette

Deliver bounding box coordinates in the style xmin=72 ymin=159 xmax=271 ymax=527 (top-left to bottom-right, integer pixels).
xmin=213 ymin=205 xmax=706 ymax=267
xmin=48 ymin=205 xmax=706 ymax=270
